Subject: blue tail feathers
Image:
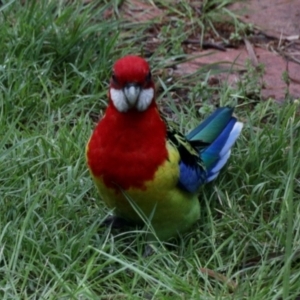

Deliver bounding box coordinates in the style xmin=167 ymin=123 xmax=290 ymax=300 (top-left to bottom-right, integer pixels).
xmin=187 ymin=107 xmax=243 ymax=183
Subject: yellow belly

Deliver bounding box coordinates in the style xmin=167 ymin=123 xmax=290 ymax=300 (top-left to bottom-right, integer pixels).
xmin=91 ymin=142 xmax=200 ymax=240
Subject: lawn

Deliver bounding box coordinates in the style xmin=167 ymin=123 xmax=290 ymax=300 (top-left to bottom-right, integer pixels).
xmin=1 ymin=1 xmax=300 ymax=299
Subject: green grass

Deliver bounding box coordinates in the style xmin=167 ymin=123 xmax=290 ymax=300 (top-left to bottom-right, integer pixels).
xmin=1 ymin=0 xmax=300 ymax=299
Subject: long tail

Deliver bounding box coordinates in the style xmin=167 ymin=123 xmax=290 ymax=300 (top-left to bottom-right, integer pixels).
xmin=187 ymin=107 xmax=243 ymax=182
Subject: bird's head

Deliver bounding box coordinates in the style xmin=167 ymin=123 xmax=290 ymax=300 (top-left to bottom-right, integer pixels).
xmin=109 ymin=55 xmax=155 ymax=112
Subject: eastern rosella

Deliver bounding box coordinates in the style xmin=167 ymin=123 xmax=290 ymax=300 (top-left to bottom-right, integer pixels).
xmin=86 ymin=55 xmax=243 ymax=240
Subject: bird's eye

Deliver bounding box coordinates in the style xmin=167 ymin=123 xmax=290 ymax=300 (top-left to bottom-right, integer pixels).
xmin=145 ymin=71 xmax=152 ymax=82
xmin=112 ymin=73 xmax=118 ymax=84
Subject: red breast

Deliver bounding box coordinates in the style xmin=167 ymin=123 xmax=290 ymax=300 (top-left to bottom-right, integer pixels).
xmin=87 ymin=101 xmax=168 ymax=190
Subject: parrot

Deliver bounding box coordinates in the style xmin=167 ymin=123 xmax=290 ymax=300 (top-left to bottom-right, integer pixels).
xmin=86 ymin=55 xmax=243 ymax=241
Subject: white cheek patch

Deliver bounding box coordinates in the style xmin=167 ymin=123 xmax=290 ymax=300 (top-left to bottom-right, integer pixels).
xmin=136 ymin=88 xmax=154 ymax=111
xmin=110 ymin=87 xmax=154 ymax=112
xmin=110 ymin=88 xmax=129 ymax=112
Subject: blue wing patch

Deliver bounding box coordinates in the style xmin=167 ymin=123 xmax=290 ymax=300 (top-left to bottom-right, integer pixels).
xmin=166 ymin=127 xmax=207 ymax=194
xmin=166 ymin=107 xmax=242 ymax=194
xmin=176 ymin=107 xmax=243 ymax=192
xmin=177 ymin=161 xmax=207 ymax=193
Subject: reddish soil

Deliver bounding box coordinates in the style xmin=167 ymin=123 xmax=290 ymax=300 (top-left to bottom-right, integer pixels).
xmin=117 ymin=0 xmax=300 ymax=102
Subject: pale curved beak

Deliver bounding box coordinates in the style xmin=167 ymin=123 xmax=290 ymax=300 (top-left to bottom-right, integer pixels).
xmin=123 ymin=83 xmax=141 ymax=107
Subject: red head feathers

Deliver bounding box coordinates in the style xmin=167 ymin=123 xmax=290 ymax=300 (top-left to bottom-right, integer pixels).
xmin=109 ymin=55 xmax=155 ymax=112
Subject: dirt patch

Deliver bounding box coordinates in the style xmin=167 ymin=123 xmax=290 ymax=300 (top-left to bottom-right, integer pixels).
xmin=230 ymin=0 xmax=300 ymax=39
xmin=117 ymin=0 xmax=300 ymax=102
xmin=176 ymin=46 xmax=300 ymax=102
